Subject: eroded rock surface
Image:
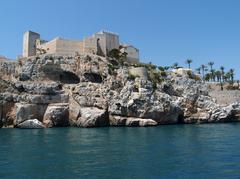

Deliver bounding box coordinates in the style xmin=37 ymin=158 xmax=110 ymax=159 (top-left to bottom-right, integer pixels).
xmin=0 ymin=54 xmax=239 ymax=128
xmin=17 ymin=119 xmax=44 ymax=129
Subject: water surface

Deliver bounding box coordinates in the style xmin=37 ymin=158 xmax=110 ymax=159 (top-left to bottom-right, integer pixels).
xmin=0 ymin=124 xmax=240 ymax=178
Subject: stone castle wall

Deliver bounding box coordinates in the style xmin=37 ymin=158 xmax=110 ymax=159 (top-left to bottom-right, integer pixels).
xmin=23 ymin=31 xmax=40 ymax=57
xmin=37 ymin=38 xmax=84 ymax=56
xmin=129 ymin=67 xmax=148 ymax=80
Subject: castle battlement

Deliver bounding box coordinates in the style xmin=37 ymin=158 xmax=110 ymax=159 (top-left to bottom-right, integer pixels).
xmin=22 ymin=30 xmax=139 ymax=63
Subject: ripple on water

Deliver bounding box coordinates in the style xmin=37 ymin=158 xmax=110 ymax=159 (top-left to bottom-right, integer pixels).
xmin=0 ymin=124 xmax=240 ymax=178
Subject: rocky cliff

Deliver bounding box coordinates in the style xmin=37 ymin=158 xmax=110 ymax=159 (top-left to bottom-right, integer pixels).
xmin=1 ymin=54 xmax=240 ymax=128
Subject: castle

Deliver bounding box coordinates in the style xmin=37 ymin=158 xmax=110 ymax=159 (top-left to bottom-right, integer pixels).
xmin=22 ymin=30 xmax=139 ymax=63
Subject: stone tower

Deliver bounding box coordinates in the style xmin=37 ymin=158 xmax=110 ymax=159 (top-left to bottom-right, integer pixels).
xmin=23 ymin=31 xmax=40 ymax=57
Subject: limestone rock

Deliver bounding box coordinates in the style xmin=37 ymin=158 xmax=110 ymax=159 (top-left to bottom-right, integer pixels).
xmin=43 ymin=104 xmax=69 ymax=127
xmin=68 ymin=97 xmax=81 ymax=126
xmin=15 ymin=103 xmax=47 ymax=125
xmin=17 ymin=119 xmax=44 ymax=129
xmin=109 ymin=115 xmax=157 ymax=127
xmin=76 ymin=107 xmax=109 ymax=127
xmin=14 ymin=82 xmax=62 ymax=95
xmin=109 ymin=80 xmax=182 ymax=124
xmin=1 ymin=54 xmax=240 ymax=128
xmin=184 ymin=112 xmax=210 ymax=124
xmin=109 ymin=115 xmax=127 ymax=126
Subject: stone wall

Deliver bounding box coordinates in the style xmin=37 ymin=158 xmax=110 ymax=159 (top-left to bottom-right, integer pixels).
xmin=209 ymin=90 xmax=240 ymax=106
xmin=55 ymin=38 xmax=83 ymax=56
xmin=83 ymin=36 xmax=98 ymax=55
xmin=23 ymin=31 xmax=40 ymax=57
xmin=129 ymin=67 xmax=148 ymax=80
xmin=37 ymin=38 xmax=83 ymax=56
xmin=120 ymin=45 xmax=139 ymax=63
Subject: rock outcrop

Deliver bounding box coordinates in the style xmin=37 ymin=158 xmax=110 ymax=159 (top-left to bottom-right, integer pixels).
xmin=17 ymin=119 xmax=44 ymax=129
xmin=43 ymin=104 xmax=69 ymax=127
xmin=0 ymin=54 xmax=239 ymax=129
xmin=75 ymin=107 xmax=109 ymax=127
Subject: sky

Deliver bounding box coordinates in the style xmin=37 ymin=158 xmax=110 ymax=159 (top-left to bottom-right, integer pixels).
xmin=0 ymin=0 xmax=240 ymax=77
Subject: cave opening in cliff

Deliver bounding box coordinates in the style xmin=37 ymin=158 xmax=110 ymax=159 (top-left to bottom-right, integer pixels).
xmin=84 ymin=72 xmax=103 ymax=83
xmin=60 ymin=71 xmax=80 ymax=84
xmin=177 ymin=114 xmax=185 ymax=124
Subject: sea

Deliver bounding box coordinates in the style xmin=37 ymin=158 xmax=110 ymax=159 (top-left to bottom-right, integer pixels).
xmin=0 ymin=123 xmax=240 ymax=178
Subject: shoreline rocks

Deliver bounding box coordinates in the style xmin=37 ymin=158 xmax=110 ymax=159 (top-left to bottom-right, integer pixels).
xmin=17 ymin=119 xmax=45 ymax=129
xmin=0 ymin=54 xmax=240 ymax=129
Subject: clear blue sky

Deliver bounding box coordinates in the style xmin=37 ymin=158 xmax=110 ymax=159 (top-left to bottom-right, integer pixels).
xmin=1 ymin=0 xmax=240 ymax=77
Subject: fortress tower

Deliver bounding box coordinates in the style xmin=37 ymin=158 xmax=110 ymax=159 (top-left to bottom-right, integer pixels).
xmin=23 ymin=31 xmax=40 ymax=57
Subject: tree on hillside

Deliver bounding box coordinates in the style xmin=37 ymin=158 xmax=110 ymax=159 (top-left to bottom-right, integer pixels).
xmin=195 ymin=67 xmax=201 ymax=75
xmin=215 ymin=70 xmax=222 ymax=82
xmin=220 ymin=66 xmax=225 ymax=82
xmin=158 ymin=66 xmax=165 ymax=71
xmin=224 ymin=72 xmax=231 ymax=82
xmin=204 ymin=73 xmax=211 ymax=81
xmin=165 ymin=66 xmax=170 ymax=71
xmin=172 ymin=62 xmax=179 ymax=69
xmin=211 ymin=69 xmax=216 ymax=81
xmin=200 ymin=64 xmax=207 ymax=80
xmin=108 ymin=49 xmax=120 ymax=59
xmin=208 ymin=61 xmax=214 ymax=81
xmin=229 ymin=68 xmax=234 ymax=84
xmin=185 ymin=59 xmax=193 ymax=69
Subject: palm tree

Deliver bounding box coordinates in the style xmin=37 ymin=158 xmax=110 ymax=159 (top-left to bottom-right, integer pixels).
xmin=195 ymin=67 xmax=201 ymax=75
xmin=200 ymin=64 xmax=207 ymax=80
xmin=215 ymin=71 xmax=222 ymax=82
xmin=172 ymin=62 xmax=179 ymax=69
xmin=185 ymin=59 xmax=193 ymax=69
xmin=229 ymin=68 xmax=234 ymax=84
xmin=211 ymin=69 xmax=216 ymax=81
xmin=204 ymin=73 xmax=211 ymax=81
xmin=164 ymin=66 xmax=170 ymax=71
xmin=224 ymin=72 xmax=231 ymax=82
xmin=208 ymin=61 xmax=214 ymax=81
xmin=158 ymin=66 xmax=165 ymax=71
xmin=208 ymin=61 xmax=214 ymax=70
xmin=220 ymin=66 xmax=225 ymax=82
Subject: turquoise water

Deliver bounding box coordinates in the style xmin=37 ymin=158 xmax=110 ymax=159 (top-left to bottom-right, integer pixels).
xmin=1 ymin=124 xmax=240 ymax=179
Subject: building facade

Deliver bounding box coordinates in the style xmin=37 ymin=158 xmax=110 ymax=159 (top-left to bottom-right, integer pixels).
xmin=22 ymin=30 xmax=139 ymax=63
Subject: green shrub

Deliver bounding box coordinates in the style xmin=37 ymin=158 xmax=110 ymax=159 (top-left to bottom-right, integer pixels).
xmin=226 ymin=85 xmax=239 ymax=90
xmin=160 ymin=71 xmax=167 ymax=77
xmin=108 ymin=64 xmax=118 ymax=76
xmin=128 ymin=74 xmax=139 ymax=80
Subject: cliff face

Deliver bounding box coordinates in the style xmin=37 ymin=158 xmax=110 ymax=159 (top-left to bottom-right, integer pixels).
xmin=0 ymin=54 xmax=240 ymax=128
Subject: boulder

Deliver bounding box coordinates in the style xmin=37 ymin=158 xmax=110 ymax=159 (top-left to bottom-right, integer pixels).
xmin=68 ymin=97 xmax=81 ymax=126
xmin=0 ymin=101 xmax=15 ymax=127
xmin=76 ymin=107 xmax=109 ymax=127
xmin=17 ymin=119 xmax=44 ymax=129
xmin=184 ymin=112 xmax=210 ymax=124
xmin=43 ymin=104 xmax=69 ymax=127
xmin=15 ymin=103 xmax=47 ymax=125
xmin=109 ymin=115 xmax=157 ymax=127
xmin=109 ymin=115 xmax=127 ymax=126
